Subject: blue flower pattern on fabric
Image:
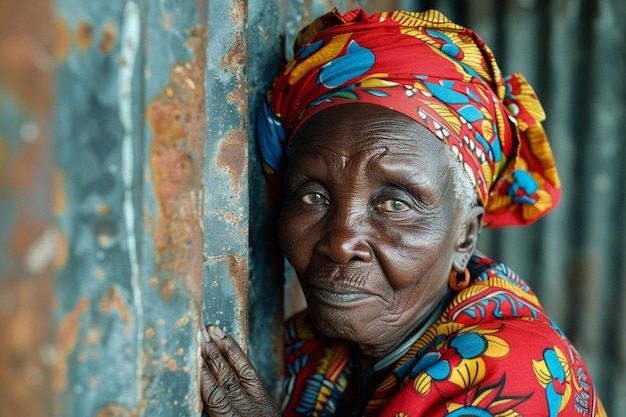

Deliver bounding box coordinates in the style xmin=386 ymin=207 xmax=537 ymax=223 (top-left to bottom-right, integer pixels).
xmin=533 ymin=347 xmax=572 ymax=417
xmin=447 ymin=406 xmax=495 ymax=417
xmin=508 ymin=170 xmax=538 ymax=204
xmin=318 ymin=40 xmax=375 ymax=88
xmin=425 ymin=81 xmax=470 ymax=105
xmin=299 ymin=39 xmax=324 ymax=59
xmin=257 ymin=100 xmax=287 ymax=174
xmin=545 ymin=350 xmax=567 ymax=417
xmin=420 ymin=79 xmax=505 ymax=168
xmin=412 ymin=352 xmax=451 ymax=380
xmin=424 ymin=29 xmax=483 ymax=81
xmin=450 ymin=332 xmax=487 ymax=359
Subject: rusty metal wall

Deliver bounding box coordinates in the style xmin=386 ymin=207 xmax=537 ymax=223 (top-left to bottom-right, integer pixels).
xmin=0 ymin=0 xmax=624 ymax=416
xmin=51 ymin=0 xmax=207 ymax=415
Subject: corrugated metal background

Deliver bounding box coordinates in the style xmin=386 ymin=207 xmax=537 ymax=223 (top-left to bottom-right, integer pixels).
xmin=0 ymin=0 xmax=623 ymax=416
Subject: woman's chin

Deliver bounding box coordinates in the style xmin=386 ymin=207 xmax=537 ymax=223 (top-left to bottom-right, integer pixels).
xmin=308 ymin=300 xmax=380 ymax=342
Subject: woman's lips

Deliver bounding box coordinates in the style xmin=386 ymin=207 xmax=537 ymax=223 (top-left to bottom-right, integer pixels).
xmin=309 ymin=282 xmax=375 ymax=306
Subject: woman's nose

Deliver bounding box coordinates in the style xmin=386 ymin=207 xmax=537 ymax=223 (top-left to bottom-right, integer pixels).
xmin=316 ymin=210 xmax=373 ymax=264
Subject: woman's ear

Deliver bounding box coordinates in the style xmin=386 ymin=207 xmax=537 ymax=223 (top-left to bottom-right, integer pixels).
xmin=451 ymin=204 xmax=484 ymax=273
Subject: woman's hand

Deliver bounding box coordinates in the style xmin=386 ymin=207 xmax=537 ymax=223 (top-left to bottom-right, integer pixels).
xmin=199 ymin=324 xmax=281 ymax=417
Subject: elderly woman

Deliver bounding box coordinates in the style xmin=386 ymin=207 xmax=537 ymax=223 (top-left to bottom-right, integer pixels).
xmin=199 ymin=8 xmax=606 ymax=417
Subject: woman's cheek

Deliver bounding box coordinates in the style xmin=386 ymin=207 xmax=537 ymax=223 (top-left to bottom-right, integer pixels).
xmin=278 ymin=213 xmax=312 ymax=270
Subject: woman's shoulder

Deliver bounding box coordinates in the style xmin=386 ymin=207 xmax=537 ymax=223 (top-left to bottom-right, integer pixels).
xmin=448 ymin=252 xmax=545 ymax=324
xmin=387 ymin=253 xmax=606 ymax=416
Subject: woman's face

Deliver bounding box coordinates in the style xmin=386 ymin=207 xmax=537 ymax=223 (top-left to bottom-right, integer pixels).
xmin=278 ymin=103 xmax=476 ymax=359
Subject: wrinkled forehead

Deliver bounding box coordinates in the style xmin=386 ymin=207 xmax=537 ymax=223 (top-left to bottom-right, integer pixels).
xmin=289 ymin=103 xmax=448 ymax=158
xmin=287 ymin=103 xmax=455 ymax=185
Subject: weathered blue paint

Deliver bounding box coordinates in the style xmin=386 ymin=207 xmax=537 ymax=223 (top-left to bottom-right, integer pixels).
xmin=247 ymin=0 xmax=285 ymax=397
xmin=53 ymin=1 xmax=143 ymax=415
xmin=52 ymin=0 xmax=205 ymax=415
xmin=201 ymin=0 xmax=249 ymax=343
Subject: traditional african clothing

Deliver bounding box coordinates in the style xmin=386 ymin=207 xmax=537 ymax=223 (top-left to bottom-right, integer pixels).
xmin=281 ymin=253 xmax=606 ymax=417
xmin=256 ymin=8 xmax=604 ymax=416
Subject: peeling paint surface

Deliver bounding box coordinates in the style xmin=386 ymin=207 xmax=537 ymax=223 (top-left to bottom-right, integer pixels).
xmin=51 ymin=1 xmax=207 ymax=416
xmin=202 ymin=0 xmax=250 ymax=357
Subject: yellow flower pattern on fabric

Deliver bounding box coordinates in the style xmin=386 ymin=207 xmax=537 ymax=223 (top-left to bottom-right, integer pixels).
xmin=409 ymin=322 xmax=510 ymax=396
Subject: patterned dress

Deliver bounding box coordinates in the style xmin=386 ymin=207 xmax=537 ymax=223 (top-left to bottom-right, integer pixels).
xmin=281 ymin=254 xmax=606 ymax=416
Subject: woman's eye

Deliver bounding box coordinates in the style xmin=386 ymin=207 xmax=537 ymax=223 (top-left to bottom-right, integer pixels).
xmin=301 ymin=192 xmax=329 ymax=205
xmin=381 ymin=199 xmax=411 ymax=212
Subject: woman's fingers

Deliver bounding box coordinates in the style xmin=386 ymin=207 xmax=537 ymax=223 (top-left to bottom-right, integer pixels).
xmin=198 ymin=337 xmax=242 ymax=417
xmin=202 ymin=325 xmax=266 ymax=415
xmin=207 ymin=325 xmax=274 ymax=402
xmin=203 ymin=325 xmax=281 ymax=416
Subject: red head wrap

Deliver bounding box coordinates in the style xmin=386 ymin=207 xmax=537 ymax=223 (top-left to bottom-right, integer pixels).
xmin=257 ymin=8 xmax=561 ymax=227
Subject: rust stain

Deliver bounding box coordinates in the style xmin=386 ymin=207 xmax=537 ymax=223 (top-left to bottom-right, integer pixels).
xmin=0 ymin=0 xmax=54 ymax=111
xmin=76 ymin=21 xmax=94 ymax=51
xmin=230 ymin=0 xmax=247 ymax=25
xmin=145 ymin=327 xmax=155 ymax=339
xmin=227 ymin=81 xmax=248 ymax=118
xmin=99 ymin=21 xmax=117 ymax=54
xmin=222 ymin=255 xmax=249 ymax=350
xmin=219 ymin=27 xmax=246 ymax=76
xmin=0 ymin=275 xmax=54 ymax=417
xmin=52 ymin=168 xmax=66 ymax=215
xmin=85 ymin=326 xmax=102 ymax=345
xmin=51 ymin=227 xmax=68 ymax=271
xmin=173 ymin=314 xmax=191 ymax=330
xmin=94 ymin=403 xmax=137 ymax=417
xmin=218 ymin=0 xmax=247 ymax=76
xmin=162 ymin=12 xmax=173 ymax=30
xmin=96 ymin=203 xmax=111 ymax=215
xmin=216 ymin=129 xmax=247 ymax=196
xmin=53 ymin=298 xmax=90 ymax=391
xmin=8 ymin=139 xmax=45 ymax=191
xmin=0 ymin=1 xmax=54 ymax=415
xmin=160 ymin=276 xmax=176 ymax=301
xmin=99 ymin=286 xmax=131 ymax=325
xmin=53 ymin=17 xmax=71 ymax=61
xmin=94 ymin=267 xmax=105 ymax=281
xmin=9 ymin=212 xmax=46 ymax=260
xmin=146 ymin=25 xmax=207 ymax=307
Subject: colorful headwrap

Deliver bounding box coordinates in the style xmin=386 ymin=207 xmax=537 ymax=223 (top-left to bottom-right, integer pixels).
xmin=257 ymin=8 xmax=561 ymax=227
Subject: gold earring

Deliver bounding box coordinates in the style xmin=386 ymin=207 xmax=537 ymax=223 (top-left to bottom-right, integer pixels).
xmin=449 ymin=268 xmax=471 ymax=291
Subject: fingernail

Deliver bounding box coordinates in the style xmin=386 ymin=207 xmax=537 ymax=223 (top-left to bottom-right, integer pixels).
xmin=199 ymin=327 xmax=210 ymax=343
xmin=209 ymin=325 xmax=227 ymax=339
